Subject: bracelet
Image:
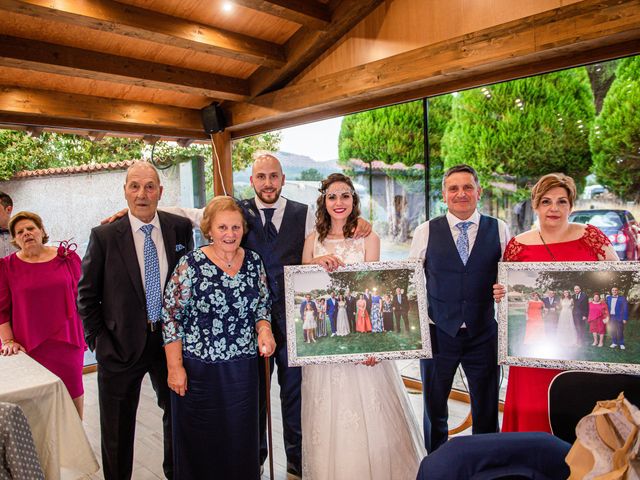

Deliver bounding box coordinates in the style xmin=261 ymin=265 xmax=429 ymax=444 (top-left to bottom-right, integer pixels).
xmin=2 ymin=339 xmax=14 ymax=344
xmin=257 ymin=325 xmax=272 ymax=335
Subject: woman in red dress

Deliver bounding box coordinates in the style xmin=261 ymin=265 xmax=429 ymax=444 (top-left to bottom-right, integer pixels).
xmin=524 ymin=292 xmax=545 ymax=345
xmin=587 ymin=293 xmax=609 ymax=347
xmin=495 ymin=173 xmax=618 ymax=433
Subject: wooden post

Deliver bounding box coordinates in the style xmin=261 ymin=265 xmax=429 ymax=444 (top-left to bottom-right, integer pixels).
xmin=211 ymin=130 xmax=234 ymax=197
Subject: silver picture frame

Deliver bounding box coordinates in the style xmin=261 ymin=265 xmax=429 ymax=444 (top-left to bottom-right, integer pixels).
xmin=497 ymin=261 xmax=640 ymax=374
xmin=284 ymin=259 xmax=432 ymax=366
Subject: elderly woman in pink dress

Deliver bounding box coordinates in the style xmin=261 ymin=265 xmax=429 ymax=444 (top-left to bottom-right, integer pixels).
xmin=0 ymin=212 xmax=86 ymax=417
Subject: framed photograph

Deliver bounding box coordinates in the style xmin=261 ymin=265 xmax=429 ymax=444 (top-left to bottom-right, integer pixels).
xmin=498 ymin=261 xmax=640 ymax=374
xmin=284 ymin=259 xmax=432 ymax=366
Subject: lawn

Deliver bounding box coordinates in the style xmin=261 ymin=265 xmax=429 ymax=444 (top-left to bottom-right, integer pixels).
xmin=507 ymin=306 xmax=640 ymax=364
xmin=295 ymin=311 xmax=423 ymax=358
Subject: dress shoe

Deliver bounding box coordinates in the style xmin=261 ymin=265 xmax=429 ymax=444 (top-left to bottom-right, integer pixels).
xmin=286 ymin=462 xmax=302 ymax=478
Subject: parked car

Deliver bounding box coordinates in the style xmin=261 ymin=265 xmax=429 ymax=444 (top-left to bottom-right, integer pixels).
xmin=569 ymin=209 xmax=640 ymax=260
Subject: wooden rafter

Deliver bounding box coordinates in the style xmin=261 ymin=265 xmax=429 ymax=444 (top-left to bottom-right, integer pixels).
xmin=0 ymin=35 xmax=249 ymax=101
xmin=229 ymin=0 xmax=640 ymax=134
xmin=0 ymin=0 xmax=287 ymax=68
xmin=0 ymin=86 xmax=208 ymax=139
xmin=233 ymin=0 xmax=331 ymax=30
xmin=248 ymin=0 xmax=385 ymax=96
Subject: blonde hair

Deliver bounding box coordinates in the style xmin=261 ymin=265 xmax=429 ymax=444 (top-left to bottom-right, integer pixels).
xmin=9 ymin=211 xmax=49 ymax=248
xmin=200 ymin=196 xmax=246 ymax=241
xmin=531 ymin=173 xmax=577 ymax=209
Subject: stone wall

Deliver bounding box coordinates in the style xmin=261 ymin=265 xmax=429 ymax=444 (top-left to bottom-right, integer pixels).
xmin=0 ymin=161 xmax=198 ymax=257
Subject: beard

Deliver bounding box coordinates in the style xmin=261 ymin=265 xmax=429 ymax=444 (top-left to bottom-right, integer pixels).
xmin=255 ymin=187 xmax=281 ymax=205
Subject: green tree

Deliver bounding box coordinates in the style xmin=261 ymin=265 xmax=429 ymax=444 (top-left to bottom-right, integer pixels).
xmin=0 ymin=130 xmax=144 ymax=180
xmin=338 ymin=101 xmax=426 ymax=241
xmin=441 ymin=69 xmax=595 ymax=196
xmin=590 ymin=56 xmax=640 ymax=202
xmin=298 ymin=168 xmax=323 ymax=181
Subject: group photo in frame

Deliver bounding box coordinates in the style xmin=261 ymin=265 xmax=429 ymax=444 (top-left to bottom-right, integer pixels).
xmin=498 ymin=261 xmax=640 ymax=374
xmin=284 ymin=259 xmax=431 ymax=366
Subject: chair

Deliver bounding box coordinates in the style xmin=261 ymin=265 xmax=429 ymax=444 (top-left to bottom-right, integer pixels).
xmin=415 ymin=432 xmax=571 ymax=480
xmin=548 ymin=371 xmax=640 ymax=444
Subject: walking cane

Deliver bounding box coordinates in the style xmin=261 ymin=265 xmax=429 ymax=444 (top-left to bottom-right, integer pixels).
xmin=264 ymin=355 xmax=275 ymax=480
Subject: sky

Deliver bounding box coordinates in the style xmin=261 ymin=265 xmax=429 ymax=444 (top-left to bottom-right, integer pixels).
xmin=278 ymin=117 xmax=344 ymax=161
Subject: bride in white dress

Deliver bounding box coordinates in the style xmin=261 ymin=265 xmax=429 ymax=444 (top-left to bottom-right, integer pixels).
xmin=557 ymin=290 xmax=578 ymax=346
xmin=301 ymin=173 xmax=425 ymax=480
xmin=336 ymin=295 xmax=350 ymax=336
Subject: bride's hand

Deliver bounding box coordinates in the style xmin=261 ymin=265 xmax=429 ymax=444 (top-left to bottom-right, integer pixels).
xmin=311 ymin=255 xmax=345 ymax=272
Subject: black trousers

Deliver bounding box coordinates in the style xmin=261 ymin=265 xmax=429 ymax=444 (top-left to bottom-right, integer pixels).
xmin=97 ymin=329 xmax=172 ymax=480
xmin=258 ymin=300 xmax=302 ymax=470
xmin=395 ymin=310 xmax=410 ymax=332
xmin=420 ymin=323 xmax=499 ymax=453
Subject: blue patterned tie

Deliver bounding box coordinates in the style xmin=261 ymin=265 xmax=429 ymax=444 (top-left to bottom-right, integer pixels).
xmin=262 ymin=208 xmax=278 ymax=243
xmin=141 ymin=224 xmax=162 ymax=323
xmin=456 ymin=221 xmax=473 ymax=265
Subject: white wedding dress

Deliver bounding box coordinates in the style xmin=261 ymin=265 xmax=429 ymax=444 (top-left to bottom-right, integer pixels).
xmin=336 ymin=300 xmax=350 ymax=336
xmin=557 ymin=297 xmax=578 ymax=346
xmin=301 ymin=234 xmax=425 ymax=480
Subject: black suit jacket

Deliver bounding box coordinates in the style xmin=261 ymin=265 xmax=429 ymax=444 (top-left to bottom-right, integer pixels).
xmin=573 ymin=292 xmax=589 ymax=321
xmin=77 ymin=212 xmax=193 ymax=372
xmin=392 ymin=293 xmax=408 ymax=313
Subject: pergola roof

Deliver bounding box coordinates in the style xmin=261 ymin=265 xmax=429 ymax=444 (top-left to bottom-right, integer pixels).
xmin=0 ymin=0 xmax=383 ymax=141
xmin=0 ymin=0 xmax=639 ymax=143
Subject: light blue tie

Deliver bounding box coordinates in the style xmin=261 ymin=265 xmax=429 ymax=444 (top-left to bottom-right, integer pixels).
xmin=141 ymin=224 xmax=162 ymax=323
xmin=456 ymin=221 xmax=473 ymax=265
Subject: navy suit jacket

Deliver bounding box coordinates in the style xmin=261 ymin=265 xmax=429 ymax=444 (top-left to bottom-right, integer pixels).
xmin=606 ymin=295 xmax=628 ymax=320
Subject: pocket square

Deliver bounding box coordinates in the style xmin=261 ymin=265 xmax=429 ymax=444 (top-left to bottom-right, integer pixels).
xmin=176 ymin=244 xmax=185 ymax=252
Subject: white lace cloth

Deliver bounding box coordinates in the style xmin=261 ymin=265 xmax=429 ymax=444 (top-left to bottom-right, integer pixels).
xmin=557 ymin=298 xmax=578 ymax=346
xmin=301 ymin=234 xmax=425 ymax=480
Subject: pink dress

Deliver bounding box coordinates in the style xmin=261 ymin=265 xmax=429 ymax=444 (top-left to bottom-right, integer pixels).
xmin=501 ymin=224 xmax=611 ymax=433
xmin=0 ymin=247 xmax=86 ymax=398
xmin=588 ymin=302 xmax=609 ymax=335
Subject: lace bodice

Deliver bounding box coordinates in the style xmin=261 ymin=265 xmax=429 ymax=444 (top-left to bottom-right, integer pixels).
xmin=313 ymin=234 xmax=365 ymax=263
xmin=560 ymin=298 xmax=573 ymax=310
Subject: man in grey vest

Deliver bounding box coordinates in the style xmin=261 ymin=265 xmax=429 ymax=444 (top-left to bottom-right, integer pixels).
xmin=409 ymin=164 xmax=509 ymax=453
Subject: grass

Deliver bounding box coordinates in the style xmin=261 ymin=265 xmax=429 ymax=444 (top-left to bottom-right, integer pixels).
xmin=295 ymin=311 xmax=423 ymax=357
xmin=508 ymin=306 xmax=640 ymax=364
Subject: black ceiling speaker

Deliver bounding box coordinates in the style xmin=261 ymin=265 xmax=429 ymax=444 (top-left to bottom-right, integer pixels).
xmin=201 ymin=102 xmax=227 ymax=134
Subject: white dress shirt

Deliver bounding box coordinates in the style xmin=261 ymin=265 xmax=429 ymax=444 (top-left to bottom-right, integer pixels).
xmin=409 ymin=210 xmax=510 ymax=261
xmin=128 ymin=212 xmax=169 ymax=292
xmin=163 ymin=196 xmax=315 ymax=238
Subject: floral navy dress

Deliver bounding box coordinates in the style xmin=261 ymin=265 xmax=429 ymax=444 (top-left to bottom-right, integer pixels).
xmin=162 ymin=247 xmax=270 ymax=480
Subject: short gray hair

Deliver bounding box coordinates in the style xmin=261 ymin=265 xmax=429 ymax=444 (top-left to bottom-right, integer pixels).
xmin=441 ymin=164 xmax=480 ymax=191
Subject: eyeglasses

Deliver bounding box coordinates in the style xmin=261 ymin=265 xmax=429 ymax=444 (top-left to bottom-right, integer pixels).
xmin=324 ymin=190 xmax=355 ymax=201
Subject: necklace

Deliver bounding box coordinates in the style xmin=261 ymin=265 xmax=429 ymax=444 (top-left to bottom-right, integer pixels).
xmin=210 ymin=247 xmax=238 ymax=269
xmin=538 ymin=232 xmax=557 ymax=261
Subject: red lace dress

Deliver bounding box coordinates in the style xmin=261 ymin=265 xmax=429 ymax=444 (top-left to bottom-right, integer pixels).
xmin=501 ymin=224 xmax=611 ymax=432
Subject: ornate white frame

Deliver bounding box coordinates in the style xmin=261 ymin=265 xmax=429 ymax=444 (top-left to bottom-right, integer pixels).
xmin=284 ymin=259 xmax=432 ymax=366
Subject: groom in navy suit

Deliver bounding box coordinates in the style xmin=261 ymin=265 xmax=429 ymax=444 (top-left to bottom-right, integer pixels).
xmin=326 ymin=292 xmax=338 ymax=336
xmin=606 ymin=287 xmax=629 ymax=349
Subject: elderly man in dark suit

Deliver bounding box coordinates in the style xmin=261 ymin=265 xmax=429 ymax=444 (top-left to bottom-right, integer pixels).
xmin=78 ymin=162 xmax=193 ymax=480
xmin=572 ymin=285 xmax=589 ymax=344
xmin=542 ymin=290 xmax=560 ymax=340
xmin=392 ymin=287 xmax=410 ymax=333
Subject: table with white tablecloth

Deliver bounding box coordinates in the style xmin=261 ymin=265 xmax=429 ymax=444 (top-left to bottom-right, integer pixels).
xmin=0 ymin=353 xmax=99 ymax=480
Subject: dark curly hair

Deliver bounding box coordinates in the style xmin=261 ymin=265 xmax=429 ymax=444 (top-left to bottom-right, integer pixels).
xmin=315 ymin=173 xmax=360 ymax=243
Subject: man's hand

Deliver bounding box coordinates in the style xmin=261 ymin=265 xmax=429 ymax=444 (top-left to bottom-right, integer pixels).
xmin=493 ymin=283 xmax=506 ymax=303
xmin=101 ymin=208 xmax=128 ymax=224
xmin=352 ymin=218 xmax=372 ymax=239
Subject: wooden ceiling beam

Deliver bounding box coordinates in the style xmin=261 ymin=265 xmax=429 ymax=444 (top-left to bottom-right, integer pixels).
xmin=0 ymin=86 xmax=208 ymax=139
xmin=233 ymin=0 xmax=331 ymax=30
xmin=247 ymin=0 xmax=385 ymax=97
xmin=0 ymin=35 xmax=250 ymax=101
xmin=229 ymin=0 xmax=640 ymax=133
xmin=0 ymin=0 xmax=286 ymax=68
